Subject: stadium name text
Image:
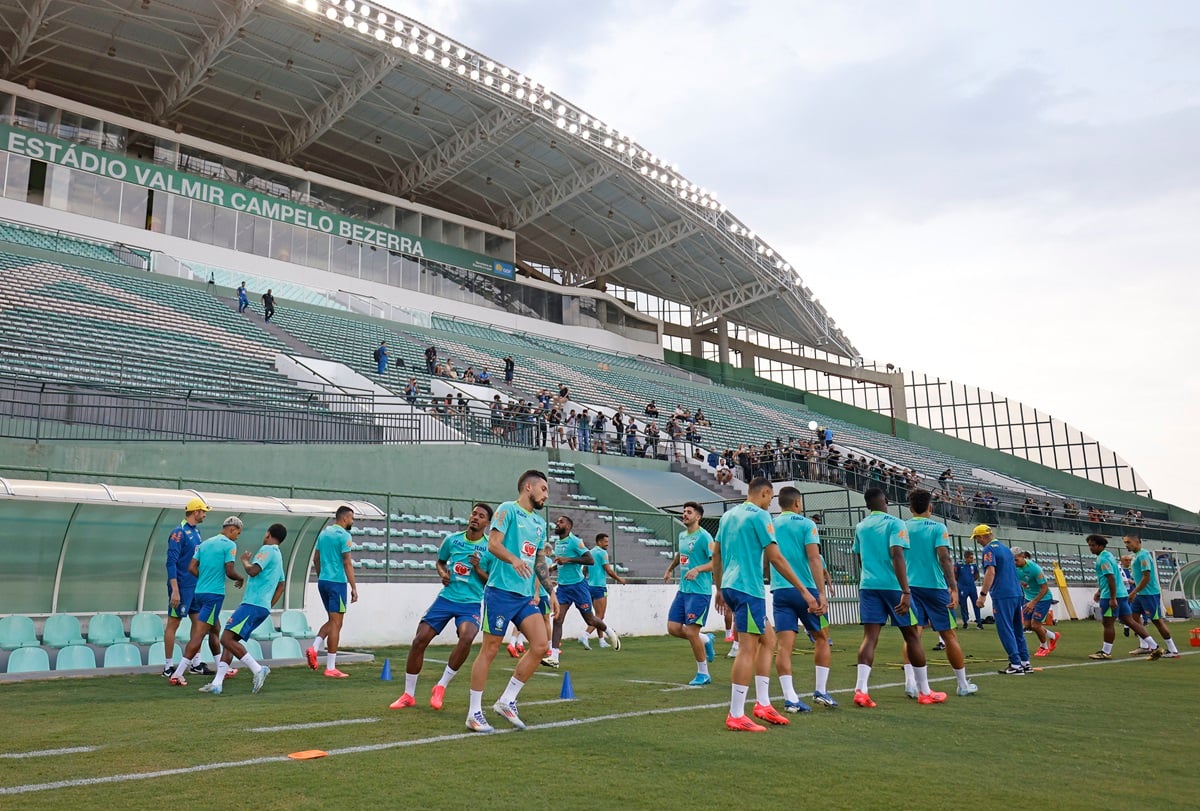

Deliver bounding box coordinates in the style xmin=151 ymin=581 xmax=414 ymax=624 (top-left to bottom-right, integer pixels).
xmin=1 ymin=126 xmax=515 ymax=279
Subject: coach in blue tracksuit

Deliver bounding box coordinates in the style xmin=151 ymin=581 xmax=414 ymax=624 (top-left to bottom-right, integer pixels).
xmin=955 ymin=551 xmax=983 ymax=629
xmin=974 ymin=525 xmax=1030 ymax=674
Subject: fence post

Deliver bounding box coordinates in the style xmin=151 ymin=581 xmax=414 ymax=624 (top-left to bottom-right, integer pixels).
xmin=34 ymin=382 xmax=44 ymax=444
xmin=385 ymin=492 xmax=392 ymax=583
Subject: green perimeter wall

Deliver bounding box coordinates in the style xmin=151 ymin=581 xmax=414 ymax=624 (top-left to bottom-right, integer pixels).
xmin=664 ymin=351 xmax=1193 ymax=522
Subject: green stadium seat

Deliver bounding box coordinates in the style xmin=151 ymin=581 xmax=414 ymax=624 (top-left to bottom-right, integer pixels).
xmin=146 ymin=641 xmax=182 ymax=666
xmin=130 ymin=613 xmax=164 ymax=645
xmin=280 ymin=610 xmax=314 ymax=638
xmin=250 ymin=617 xmax=282 ymax=641
xmin=0 ymin=615 xmax=39 ymax=650
xmin=55 ymin=644 xmax=97 ymax=670
xmin=241 ymin=638 xmax=265 ymax=661
xmin=270 ymin=636 xmax=304 ymax=660
xmin=103 ymin=643 xmax=143 ymax=668
xmin=42 ymin=614 xmax=85 ymax=647
xmin=6 ymin=646 xmax=50 ymax=674
xmin=86 ymin=613 xmax=128 ymax=645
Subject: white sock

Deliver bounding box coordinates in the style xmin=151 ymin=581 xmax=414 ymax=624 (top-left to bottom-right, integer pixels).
xmin=754 ymin=675 xmax=771 ymax=706
xmin=191 ymin=654 xmax=203 ymax=667
xmin=404 ymin=672 xmax=418 ymax=696
xmin=515 ymin=633 xmax=526 ymax=646
xmin=729 ymin=683 xmax=749 ymax=718
xmin=1102 ymin=642 xmax=1113 ymax=654
xmin=170 ymin=658 xmax=189 ymax=680
xmin=212 ymin=660 xmax=229 ymax=687
xmin=1046 ymin=630 xmax=1058 ymax=642
xmin=436 ymin=666 xmax=457 ymax=689
xmin=1140 ymin=636 xmax=1150 ymax=649
xmin=1143 ymin=636 xmax=1158 ymax=650
xmin=779 ymin=674 xmax=798 ymax=703
xmin=164 ymin=659 xmax=175 ymax=669
xmin=241 ymin=652 xmax=263 ymax=675
xmin=499 ymin=676 xmax=525 ymax=704
xmin=914 ymin=665 xmax=931 ymax=694
xmin=311 ymin=636 xmax=326 ymax=652
xmin=326 ymin=652 xmax=337 ymax=670
xmin=1166 ymin=638 xmax=1178 ymax=653
xmin=468 ymin=689 xmax=483 ymax=714
xmin=696 ymin=660 xmax=709 ymax=676
xmin=902 ymin=663 xmax=916 ymax=692
xmin=954 ymin=667 xmax=969 ymax=689
xmin=815 ymin=665 xmax=830 ymax=694
xmin=856 ymin=664 xmax=871 ymax=693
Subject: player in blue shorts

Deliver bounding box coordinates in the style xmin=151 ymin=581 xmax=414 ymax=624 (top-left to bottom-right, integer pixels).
xmin=1013 ymin=548 xmax=1060 ymax=658
xmin=664 ymin=502 xmax=716 ymax=686
xmin=852 ymin=487 xmax=927 ymax=707
xmin=713 ymin=478 xmax=823 ymax=732
xmin=307 ymin=505 xmax=358 ymax=678
xmin=162 ymin=497 xmax=215 ymax=678
xmin=168 ymin=516 xmax=245 ymax=686
xmin=1086 ymin=535 xmax=1161 ymax=660
xmin=465 ymin=470 xmax=556 ymax=733
xmin=199 ymin=523 xmax=288 ymax=695
xmin=1124 ymin=535 xmax=1180 ymax=657
xmin=546 ymin=516 xmax=620 ymax=667
xmin=973 ymin=524 xmax=1031 ymax=674
xmin=581 ymin=533 xmax=625 ymax=649
xmin=770 ymin=487 xmax=831 ymax=711
xmin=902 ymin=490 xmax=974 ymax=700
xmin=391 ymin=502 xmax=493 ymax=711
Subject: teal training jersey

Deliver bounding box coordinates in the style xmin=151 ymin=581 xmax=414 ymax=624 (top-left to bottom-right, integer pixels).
xmin=1131 ymin=549 xmax=1160 ymax=595
xmin=715 ymin=502 xmax=774 ymax=597
xmin=1016 ymin=560 xmax=1049 ymax=601
xmin=853 ymin=511 xmax=909 ymax=590
xmin=487 ymin=500 xmax=547 ymax=596
xmin=587 ymin=546 xmax=610 ymax=587
xmin=678 ymin=527 xmax=715 ymax=595
xmin=769 ymin=512 xmax=819 ymax=592
xmin=1095 ymin=549 xmax=1127 ymax=598
xmin=244 ymin=544 xmax=284 ymax=609
xmin=193 ymin=535 xmax=236 ymax=595
xmin=554 ymin=533 xmax=588 ymax=585
xmin=437 ymin=531 xmax=487 ymax=603
xmin=316 ymin=525 xmax=353 ymax=583
xmin=904 ymin=517 xmax=949 ymax=590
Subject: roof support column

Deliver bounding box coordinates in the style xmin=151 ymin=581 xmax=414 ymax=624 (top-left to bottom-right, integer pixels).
xmin=717 ymin=316 xmax=730 ymax=367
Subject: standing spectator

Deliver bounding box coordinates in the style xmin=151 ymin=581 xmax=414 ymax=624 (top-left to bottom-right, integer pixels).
xmin=645 ymin=422 xmax=660 ymax=458
xmin=822 ymin=426 xmax=833 ymax=447
xmin=261 ymin=288 xmax=276 ymax=322
xmin=503 ymin=355 xmax=515 ymax=385
xmin=592 ymin=410 xmax=607 ymax=453
xmin=374 ymin=341 xmax=389 ymax=375
xmin=455 ymin=392 xmax=467 ymax=414
xmin=489 ymin=395 xmax=504 ymax=439
xmin=536 ymin=388 xmax=551 ymax=410
xmin=237 ymin=282 xmax=249 ymax=313
xmin=624 ymin=419 xmax=638 ymax=457
xmin=535 ymin=406 xmax=548 ymax=448
xmin=424 ymin=345 xmax=438 ymax=375
xmin=403 ymin=377 xmax=418 ymax=405
xmin=565 ymin=409 xmax=578 ymax=450
xmin=578 ymin=408 xmax=591 ymax=452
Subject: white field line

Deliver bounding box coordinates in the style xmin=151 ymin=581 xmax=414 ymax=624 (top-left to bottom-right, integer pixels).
xmin=1 ymin=651 xmax=1192 ymax=796
xmin=247 ymin=718 xmax=379 ymax=733
xmin=0 ymin=747 xmax=98 ymax=759
xmin=426 ymin=656 xmax=560 ymax=678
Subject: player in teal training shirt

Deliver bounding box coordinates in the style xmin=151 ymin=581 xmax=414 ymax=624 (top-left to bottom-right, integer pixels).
xmin=665 ymin=502 xmax=717 ymax=685
xmin=580 ymin=533 xmax=626 ymax=649
xmin=547 ymin=515 xmax=619 ymax=667
xmin=1123 ymin=534 xmax=1179 ymax=657
xmin=1086 ymin=534 xmax=1160 ymax=660
xmin=1013 ymin=548 xmax=1060 ymax=658
xmin=167 ymin=516 xmax=245 ymax=686
xmin=308 ymin=505 xmax=359 ymax=678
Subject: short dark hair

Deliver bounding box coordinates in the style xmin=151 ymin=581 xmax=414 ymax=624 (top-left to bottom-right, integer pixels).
xmin=748 ymin=477 xmax=773 ymax=496
xmin=908 ymin=489 xmax=932 ymax=514
xmin=517 ymin=469 xmax=547 ymax=492
xmin=864 ymin=487 xmax=886 ymax=509
xmin=1087 ymin=534 xmax=1108 ymax=548
xmin=778 ymin=486 xmax=802 ymax=510
xmin=268 ymin=523 xmax=288 ymax=543
xmin=335 ymin=505 xmax=354 ymax=521
xmin=595 ymin=533 xmax=609 ymax=543
xmin=682 ymin=500 xmax=704 ymax=516
xmin=558 ymin=515 xmax=574 ymax=529
xmin=472 ymin=502 xmax=494 ymax=520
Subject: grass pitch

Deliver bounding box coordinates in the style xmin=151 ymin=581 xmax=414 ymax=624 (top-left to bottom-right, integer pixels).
xmin=1 ymin=623 xmax=1196 ymax=809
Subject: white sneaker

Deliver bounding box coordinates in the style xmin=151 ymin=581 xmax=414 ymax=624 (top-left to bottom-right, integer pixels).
xmin=957 ymin=682 xmax=980 ymax=696
xmin=492 ymin=699 xmax=526 ymax=730
xmin=604 ymin=628 xmax=621 ymax=651
xmin=727 ymin=642 xmax=740 ymax=659
xmin=578 ymin=634 xmax=592 ymax=650
xmin=541 ymin=653 xmax=560 ymax=669
xmin=598 ymin=637 xmax=610 ymax=648
xmin=466 ymin=711 xmax=494 ymax=733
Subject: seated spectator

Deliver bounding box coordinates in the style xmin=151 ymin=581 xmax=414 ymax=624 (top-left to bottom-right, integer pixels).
xmin=463 ymin=366 xmax=477 ymax=383
xmin=455 ymin=392 xmax=468 ymax=414
xmin=694 ymin=408 xmax=709 ymax=427
xmin=403 ymin=377 xmax=419 ymax=405
xmin=477 ymin=367 xmax=492 ymax=386
xmin=557 ymin=383 xmax=570 ymax=404
xmin=644 ymin=400 xmax=659 ymax=418
xmin=715 ymin=457 xmax=733 ymax=485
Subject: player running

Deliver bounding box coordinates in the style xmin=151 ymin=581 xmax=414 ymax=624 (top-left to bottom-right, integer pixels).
xmin=199 ymin=524 xmax=288 ymax=695
xmin=545 ymin=516 xmax=620 ymax=667
xmin=1124 ymin=535 xmax=1181 ymax=658
xmin=391 ymin=502 xmax=493 ymax=710
xmin=664 ymin=502 xmax=716 ymax=686
xmin=714 ymin=477 xmax=824 ymax=732
xmin=306 ymin=506 xmax=359 ymax=678
xmin=580 ymin=533 xmax=626 ymax=649
xmin=168 ymin=516 xmax=245 ymax=686
xmin=770 ymin=487 xmax=833 ymax=711
xmin=465 ymin=470 xmax=557 ymax=733
xmin=1013 ymin=548 xmax=1060 ymax=657
xmin=1086 ymin=535 xmax=1161 ymax=660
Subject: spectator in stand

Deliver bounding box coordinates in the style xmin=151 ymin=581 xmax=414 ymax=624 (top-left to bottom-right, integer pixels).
xmin=694 ymin=408 xmax=709 ymax=427
xmin=537 ymin=388 xmax=551 ymax=410
xmin=424 ymin=345 xmax=437 ymax=375
xmin=592 ymin=410 xmax=607 ymax=453
xmin=822 ymin=426 xmax=833 ymax=447
xmin=674 ymin=404 xmax=685 ymax=419
xmin=503 ymin=355 xmax=515 ymax=385
xmin=716 ymin=456 xmax=733 ymax=485
xmin=736 ymin=445 xmax=752 ymax=481
xmin=261 ymin=289 xmax=276 ymax=322
xmin=373 ymin=341 xmax=388 ymax=375
xmin=759 ymin=442 xmax=775 ymax=479
xmin=578 ymin=408 xmax=591 ymax=452
xmin=548 ymin=407 xmax=562 ymax=448
xmin=489 ymin=395 xmax=504 ymax=438
xmin=625 ymin=419 xmax=638 ymax=457
xmin=463 ymin=367 xmax=477 ymax=384
xmin=477 ymin=367 xmax=492 ymax=386
xmin=456 ymin=392 xmax=467 ymax=414
xmin=403 ymin=377 xmax=418 ymax=405
xmin=938 ymin=468 xmax=953 ymax=488
xmin=237 ymin=281 xmax=249 ymax=313
xmin=644 ymin=400 xmax=659 ymax=418
xmin=565 ymin=409 xmax=578 ymax=450
xmin=645 ymin=421 xmax=660 ymax=458
xmin=557 ymin=383 xmax=570 ymax=405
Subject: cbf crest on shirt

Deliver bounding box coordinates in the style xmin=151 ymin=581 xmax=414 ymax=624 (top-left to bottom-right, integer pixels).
xmin=487 ymin=500 xmax=548 ymax=597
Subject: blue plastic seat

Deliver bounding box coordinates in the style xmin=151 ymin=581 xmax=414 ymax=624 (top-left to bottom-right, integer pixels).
xmin=7 ymin=646 xmax=50 ymax=673
xmin=103 ymin=642 xmax=143 ymax=668
xmin=42 ymin=614 xmax=85 ymax=647
xmin=55 ymin=644 xmax=97 ymax=670
xmin=0 ymin=615 xmax=39 ymax=650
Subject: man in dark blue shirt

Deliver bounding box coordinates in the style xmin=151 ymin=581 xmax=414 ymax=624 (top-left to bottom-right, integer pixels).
xmin=954 ymin=550 xmax=983 ymax=629
xmin=974 ymin=525 xmax=1030 ymax=674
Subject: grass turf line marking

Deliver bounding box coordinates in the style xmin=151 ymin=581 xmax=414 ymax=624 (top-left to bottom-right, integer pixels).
xmin=247 ymin=718 xmax=380 ymax=733
xmin=426 ymin=656 xmax=559 ymax=678
xmin=0 ymin=747 xmax=98 ymax=759
xmin=1 ymin=651 xmax=1193 ymax=796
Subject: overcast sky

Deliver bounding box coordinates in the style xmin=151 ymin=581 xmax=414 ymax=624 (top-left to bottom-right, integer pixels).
xmin=383 ymin=1 xmax=1199 ymax=512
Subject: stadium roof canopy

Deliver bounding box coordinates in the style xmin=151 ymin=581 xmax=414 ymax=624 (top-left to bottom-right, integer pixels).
xmin=0 ymin=0 xmax=856 ymax=356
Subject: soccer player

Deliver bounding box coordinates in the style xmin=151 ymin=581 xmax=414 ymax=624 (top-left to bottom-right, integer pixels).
xmin=902 ymin=490 xmax=975 ymax=699
xmin=770 ymin=487 xmax=833 ymax=710
xmin=955 ymin=551 xmax=983 ymax=629
xmin=1013 ymin=548 xmax=1060 ymax=657
xmin=168 ymin=516 xmax=245 ymax=686
xmin=852 ymin=488 xmax=935 ymax=707
xmin=1086 ymin=535 xmax=1161 ymax=660
xmin=306 ymin=505 xmax=358 ymax=678
xmin=391 ymin=502 xmax=493 ymax=710
xmin=581 ymin=532 xmax=626 ymax=649
xmin=545 ymin=516 xmax=620 ymax=667
xmin=663 ymin=502 xmax=716 ymax=686
xmin=1124 ymin=534 xmax=1180 ymax=658
xmin=162 ymin=497 xmax=217 ymax=678
xmin=199 ymin=523 xmax=288 ymax=695
xmin=465 ymin=470 xmax=557 ymax=733
xmin=973 ymin=525 xmax=1031 ymax=674
xmin=712 ymin=477 xmax=823 ymax=732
